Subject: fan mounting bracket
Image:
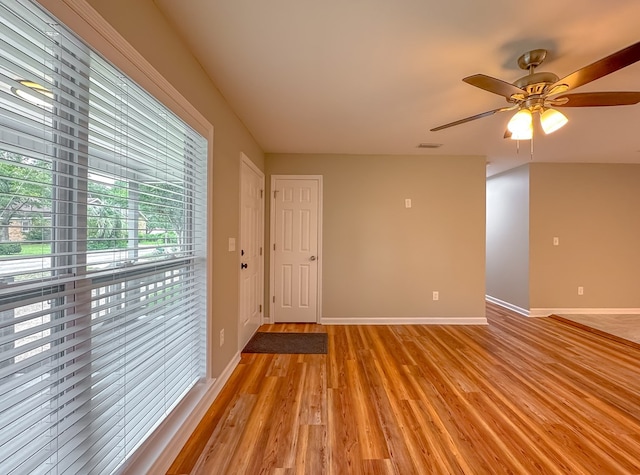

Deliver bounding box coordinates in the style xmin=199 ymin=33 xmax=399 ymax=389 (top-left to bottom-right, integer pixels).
xmin=517 ymin=49 xmax=548 ymax=70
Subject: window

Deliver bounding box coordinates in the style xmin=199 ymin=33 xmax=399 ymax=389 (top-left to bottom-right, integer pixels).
xmin=0 ymin=1 xmax=208 ymax=473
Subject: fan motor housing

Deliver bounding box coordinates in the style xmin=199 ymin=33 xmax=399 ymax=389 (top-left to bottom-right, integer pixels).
xmin=513 ymin=71 xmax=560 ymax=95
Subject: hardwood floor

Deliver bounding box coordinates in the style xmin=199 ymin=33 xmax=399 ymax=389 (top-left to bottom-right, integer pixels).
xmin=167 ymin=304 xmax=640 ymax=474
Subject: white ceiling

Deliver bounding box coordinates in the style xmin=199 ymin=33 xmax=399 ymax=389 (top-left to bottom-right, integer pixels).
xmin=153 ymin=0 xmax=640 ymax=176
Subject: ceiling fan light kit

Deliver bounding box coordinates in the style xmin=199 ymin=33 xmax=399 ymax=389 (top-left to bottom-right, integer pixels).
xmin=510 ymin=125 xmax=533 ymax=141
xmin=507 ymin=109 xmax=532 ymax=135
xmin=540 ymin=108 xmax=568 ymax=134
xmin=505 ymin=107 xmax=568 ymax=140
xmin=430 ymin=41 xmax=640 ymax=140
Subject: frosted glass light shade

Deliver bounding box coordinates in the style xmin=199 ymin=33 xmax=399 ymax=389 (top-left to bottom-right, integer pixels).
xmin=540 ymin=108 xmax=568 ymax=134
xmin=507 ymin=109 xmax=533 ymax=135
xmin=509 ymin=124 xmax=533 ymax=140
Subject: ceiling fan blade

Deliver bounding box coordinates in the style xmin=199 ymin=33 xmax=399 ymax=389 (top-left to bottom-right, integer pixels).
xmin=552 ymin=91 xmax=640 ymax=107
xmin=430 ymin=107 xmax=514 ymax=132
xmin=549 ymin=41 xmax=640 ymax=94
xmin=463 ymin=74 xmax=526 ymax=99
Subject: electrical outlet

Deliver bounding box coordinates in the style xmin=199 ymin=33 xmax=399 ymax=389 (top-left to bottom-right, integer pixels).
xmin=432 ymin=291 xmax=439 ymax=301
xmin=219 ymin=328 xmax=225 ymax=347
xmin=577 ymin=286 xmax=584 ymax=296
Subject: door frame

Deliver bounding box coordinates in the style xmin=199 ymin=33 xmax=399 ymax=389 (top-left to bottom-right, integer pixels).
xmin=269 ymin=175 xmax=323 ymax=324
xmin=238 ymin=152 xmax=265 ymax=349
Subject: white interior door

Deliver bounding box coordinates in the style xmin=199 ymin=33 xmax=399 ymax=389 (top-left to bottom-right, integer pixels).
xmin=239 ymin=155 xmax=264 ymax=348
xmin=271 ymin=176 xmax=322 ymax=323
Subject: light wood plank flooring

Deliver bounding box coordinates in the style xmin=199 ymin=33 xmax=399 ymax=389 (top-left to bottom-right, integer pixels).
xmin=553 ymin=313 xmax=640 ymax=345
xmin=168 ymin=303 xmax=640 ymax=474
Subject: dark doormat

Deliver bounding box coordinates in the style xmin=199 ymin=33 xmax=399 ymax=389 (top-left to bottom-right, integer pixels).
xmin=243 ymin=332 xmax=328 ymax=354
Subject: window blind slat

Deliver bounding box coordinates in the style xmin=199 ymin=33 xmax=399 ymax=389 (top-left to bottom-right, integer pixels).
xmin=2 ymin=293 xmax=201 ymax=412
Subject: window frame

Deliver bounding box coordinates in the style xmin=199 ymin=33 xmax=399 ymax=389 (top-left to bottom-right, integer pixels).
xmin=3 ymin=1 xmax=215 ymax=473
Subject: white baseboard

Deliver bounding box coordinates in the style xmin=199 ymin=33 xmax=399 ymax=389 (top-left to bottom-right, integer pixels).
xmin=127 ymin=352 xmax=242 ymax=475
xmin=529 ymin=308 xmax=640 ymax=318
xmin=486 ymin=297 xmax=640 ymax=318
xmin=321 ymin=316 xmax=488 ymax=325
xmin=485 ymin=295 xmax=530 ymax=317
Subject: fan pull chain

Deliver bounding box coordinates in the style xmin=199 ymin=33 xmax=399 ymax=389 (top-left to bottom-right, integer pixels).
xmin=530 ymin=135 xmax=534 ymax=161
xmin=513 ymin=138 xmax=535 ymax=160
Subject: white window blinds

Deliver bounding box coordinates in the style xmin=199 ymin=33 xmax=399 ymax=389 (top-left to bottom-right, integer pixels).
xmin=0 ymin=1 xmax=208 ymax=473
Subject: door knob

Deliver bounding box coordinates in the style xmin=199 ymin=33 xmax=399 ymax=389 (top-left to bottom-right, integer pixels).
xmin=241 ymin=263 xmax=248 ymax=269
xmin=309 ymin=256 xmax=316 ymax=261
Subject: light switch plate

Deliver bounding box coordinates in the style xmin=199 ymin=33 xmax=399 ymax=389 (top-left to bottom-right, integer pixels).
xmin=228 ymin=237 xmax=236 ymax=252
xmin=405 ymin=198 xmax=412 ymax=208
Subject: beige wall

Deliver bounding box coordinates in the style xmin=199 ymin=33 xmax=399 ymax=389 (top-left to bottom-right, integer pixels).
xmin=486 ymin=165 xmax=530 ymax=310
xmin=81 ymin=0 xmax=265 ymax=376
xmin=530 ymin=163 xmax=640 ymax=309
xmin=267 ymin=154 xmax=487 ymax=320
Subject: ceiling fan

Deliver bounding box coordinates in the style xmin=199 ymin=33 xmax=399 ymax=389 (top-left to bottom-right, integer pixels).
xmin=430 ymin=41 xmax=640 ymax=139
